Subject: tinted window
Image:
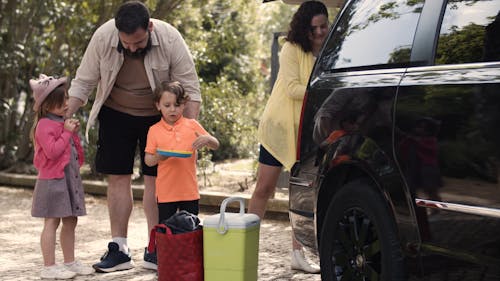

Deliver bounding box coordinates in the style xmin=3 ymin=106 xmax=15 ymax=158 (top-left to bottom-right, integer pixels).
xmin=318 ymin=0 xmax=423 ymax=72
xmin=435 ymin=0 xmax=500 ymax=65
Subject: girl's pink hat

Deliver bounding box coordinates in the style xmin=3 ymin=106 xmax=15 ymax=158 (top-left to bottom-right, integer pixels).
xmin=29 ymin=74 xmax=67 ymax=110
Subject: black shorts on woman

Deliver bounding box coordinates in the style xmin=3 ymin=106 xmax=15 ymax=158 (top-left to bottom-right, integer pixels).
xmin=258 ymin=145 xmax=283 ymax=167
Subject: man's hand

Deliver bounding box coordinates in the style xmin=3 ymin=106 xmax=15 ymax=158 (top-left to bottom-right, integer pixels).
xmin=183 ymin=101 xmax=201 ymax=119
xmin=66 ymin=96 xmax=84 ymax=119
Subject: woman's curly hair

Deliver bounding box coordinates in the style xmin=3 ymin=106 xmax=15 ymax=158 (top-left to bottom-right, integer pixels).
xmin=286 ymin=1 xmax=328 ymax=53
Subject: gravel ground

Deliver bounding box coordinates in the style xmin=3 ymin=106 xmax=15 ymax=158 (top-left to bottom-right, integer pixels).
xmin=0 ymin=186 xmax=320 ymax=280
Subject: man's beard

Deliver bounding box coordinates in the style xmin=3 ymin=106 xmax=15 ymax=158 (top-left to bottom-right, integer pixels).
xmin=118 ymin=31 xmax=152 ymax=58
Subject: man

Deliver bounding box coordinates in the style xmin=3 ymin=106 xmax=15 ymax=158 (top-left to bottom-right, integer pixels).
xmin=66 ymin=1 xmax=201 ymax=273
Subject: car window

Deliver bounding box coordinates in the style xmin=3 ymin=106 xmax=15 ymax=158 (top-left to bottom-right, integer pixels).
xmin=435 ymin=0 xmax=500 ymax=65
xmin=317 ymin=0 xmax=423 ymax=72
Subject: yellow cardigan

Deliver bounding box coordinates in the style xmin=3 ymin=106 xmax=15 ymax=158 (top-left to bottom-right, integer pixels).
xmin=258 ymin=42 xmax=315 ymax=171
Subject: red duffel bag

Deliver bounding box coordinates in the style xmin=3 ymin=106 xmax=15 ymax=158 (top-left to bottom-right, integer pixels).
xmin=148 ymin=224 xmax=204 ymax=281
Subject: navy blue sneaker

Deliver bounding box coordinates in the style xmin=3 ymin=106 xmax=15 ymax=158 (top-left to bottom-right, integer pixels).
xmin=142 ymin=247 xmax=157 ymax=270
xmin=93 ymin=242 xmax=134 ymax=273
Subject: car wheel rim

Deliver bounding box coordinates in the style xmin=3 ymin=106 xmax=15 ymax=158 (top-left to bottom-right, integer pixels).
xmin=333 ymin=208 xmax=381 ymax=281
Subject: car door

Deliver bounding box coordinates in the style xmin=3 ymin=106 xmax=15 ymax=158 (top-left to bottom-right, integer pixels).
xmin=395 ymin=0 xmax=500 ymax=279
xmin=290 ymin=0 xmax=424 ymax=253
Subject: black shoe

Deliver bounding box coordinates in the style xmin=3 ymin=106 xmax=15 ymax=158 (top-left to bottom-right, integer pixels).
xmin=93 ymin=242 xmax=134 ymax=273
xmin=142 ymin=247 xmax=158 ymax=270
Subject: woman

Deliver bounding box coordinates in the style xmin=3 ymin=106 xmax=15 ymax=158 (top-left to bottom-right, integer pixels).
xmin=248 ymin=0 xmax=329 ymax=273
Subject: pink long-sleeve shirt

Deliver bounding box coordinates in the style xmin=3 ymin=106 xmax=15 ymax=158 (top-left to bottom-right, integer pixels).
xmin=34 ymin=117 xmax=84 ymax=179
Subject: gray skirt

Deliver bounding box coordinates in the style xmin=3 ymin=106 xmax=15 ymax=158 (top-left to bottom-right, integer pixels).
xmin=31 ymin=140 xmax=86 ymax=218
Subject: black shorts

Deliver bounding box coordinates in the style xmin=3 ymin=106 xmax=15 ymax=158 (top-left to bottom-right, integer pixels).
xmin=95 ymin=106 xmax=161 ymax=176
xmin=158 ymin=200 xmax=199 ymax=223
xmin=258 ymin=145 xmax=283 ymax=167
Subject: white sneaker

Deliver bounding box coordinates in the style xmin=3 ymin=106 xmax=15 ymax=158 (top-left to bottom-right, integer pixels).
xmin=65 ymin=260 xmax=94 ymax=275
xmin=291 ymin=249 xmax=321 ymax=273
xmin=40 ymin=264 xmax=77 ymax=279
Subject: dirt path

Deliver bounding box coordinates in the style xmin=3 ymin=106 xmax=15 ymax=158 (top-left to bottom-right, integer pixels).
xmin=0 ymin=186 xmax=319 ymax=281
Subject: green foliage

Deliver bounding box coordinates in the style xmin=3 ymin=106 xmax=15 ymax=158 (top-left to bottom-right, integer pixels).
xmin=198 ymin=77 xmax=260 ymax=161
xmin=0 ymin=0 xmax=120 ymax=170
xmin=388 ymin=47 xmax=411 ymax=64
xmin=1 ymin=0 xmax=295 ymax=171
xmin=435 ymin=23 xmax=485 ymax=65
xmin=181 ymin=0 xmax=264 ymax=96
xmin=197 ymin=148 xmax=215 ymax=188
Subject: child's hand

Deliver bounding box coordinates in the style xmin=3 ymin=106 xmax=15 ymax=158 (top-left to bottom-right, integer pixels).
xmin=192 ymin=132 xmax=220 ymax=150
xmin=192 ymin=132 xmax=210 ymax=150
xmin=64 ymin=118 xmax=79 ymax=133
xmin=73 ymin=119 xmax=80 ymax=132
xmin=156 ymin=153 xmax=169 ymax=161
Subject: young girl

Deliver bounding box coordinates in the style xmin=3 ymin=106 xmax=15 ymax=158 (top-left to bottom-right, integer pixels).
xmin=143 ymin=81 xmax=219 ymax=268
xmin=29 ymin=74 xmax=94 ymax=279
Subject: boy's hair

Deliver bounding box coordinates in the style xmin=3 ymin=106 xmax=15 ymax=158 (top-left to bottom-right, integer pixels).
xmin=154 ymin=81 xmax=190 ymax=105
xmin=115 ymin=1 xmax=150 ymax=34
xmin=286 ymin=1 xmax=328 ymax=53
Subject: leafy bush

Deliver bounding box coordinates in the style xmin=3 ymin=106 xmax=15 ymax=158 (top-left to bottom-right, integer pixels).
xmin=199 ymin=77 xmax=261 ymax=161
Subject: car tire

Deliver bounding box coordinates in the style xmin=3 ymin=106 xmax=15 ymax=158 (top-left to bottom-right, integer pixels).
xmin=319 ymin=180 xmax=406 ymax=281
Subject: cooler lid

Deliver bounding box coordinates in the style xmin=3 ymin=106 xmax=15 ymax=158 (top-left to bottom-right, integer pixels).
xmin=204 ymin=212 xmax=260 ymax=229
xmin=203 ymin=197 xmax=260 ymax=233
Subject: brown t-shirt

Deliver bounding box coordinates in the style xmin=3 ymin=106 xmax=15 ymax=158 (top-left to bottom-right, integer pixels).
xmin=104 ymin=54 xmax=158 ymax=116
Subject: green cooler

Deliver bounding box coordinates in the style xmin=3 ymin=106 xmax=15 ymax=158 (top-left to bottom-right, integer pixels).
xmin=203 ymin=197 xmax=260 ymax=281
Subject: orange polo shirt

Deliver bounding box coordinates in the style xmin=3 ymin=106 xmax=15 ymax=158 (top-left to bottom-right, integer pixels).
xmin=145 ymin=117 xmax=208 ymax=203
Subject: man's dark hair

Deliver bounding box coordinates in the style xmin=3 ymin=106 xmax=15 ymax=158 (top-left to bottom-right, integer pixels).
xmin=115 ymin=1 xmax=150 ymax=34
xmin=286 ymin=1 xmax=328 ymax=53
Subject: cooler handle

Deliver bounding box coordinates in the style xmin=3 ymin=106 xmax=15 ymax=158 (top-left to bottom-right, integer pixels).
xmin=217 ymin=196 xmax=245 ymax=234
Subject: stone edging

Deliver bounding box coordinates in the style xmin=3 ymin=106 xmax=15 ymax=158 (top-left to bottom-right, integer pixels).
xmin=0 ymin=171 xmax=289 ymax=214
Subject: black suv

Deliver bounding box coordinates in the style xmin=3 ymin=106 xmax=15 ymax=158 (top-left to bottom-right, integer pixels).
xmin=289 ymin=0 xmax=500 ymax=280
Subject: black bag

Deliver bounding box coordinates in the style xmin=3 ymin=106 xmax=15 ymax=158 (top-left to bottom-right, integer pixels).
xmin=162 ymin=210 xmax=201 ymax=234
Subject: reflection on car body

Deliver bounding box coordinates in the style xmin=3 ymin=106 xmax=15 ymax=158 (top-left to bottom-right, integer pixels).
xmin=289 ymin=0 xmax=500 ymax=280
